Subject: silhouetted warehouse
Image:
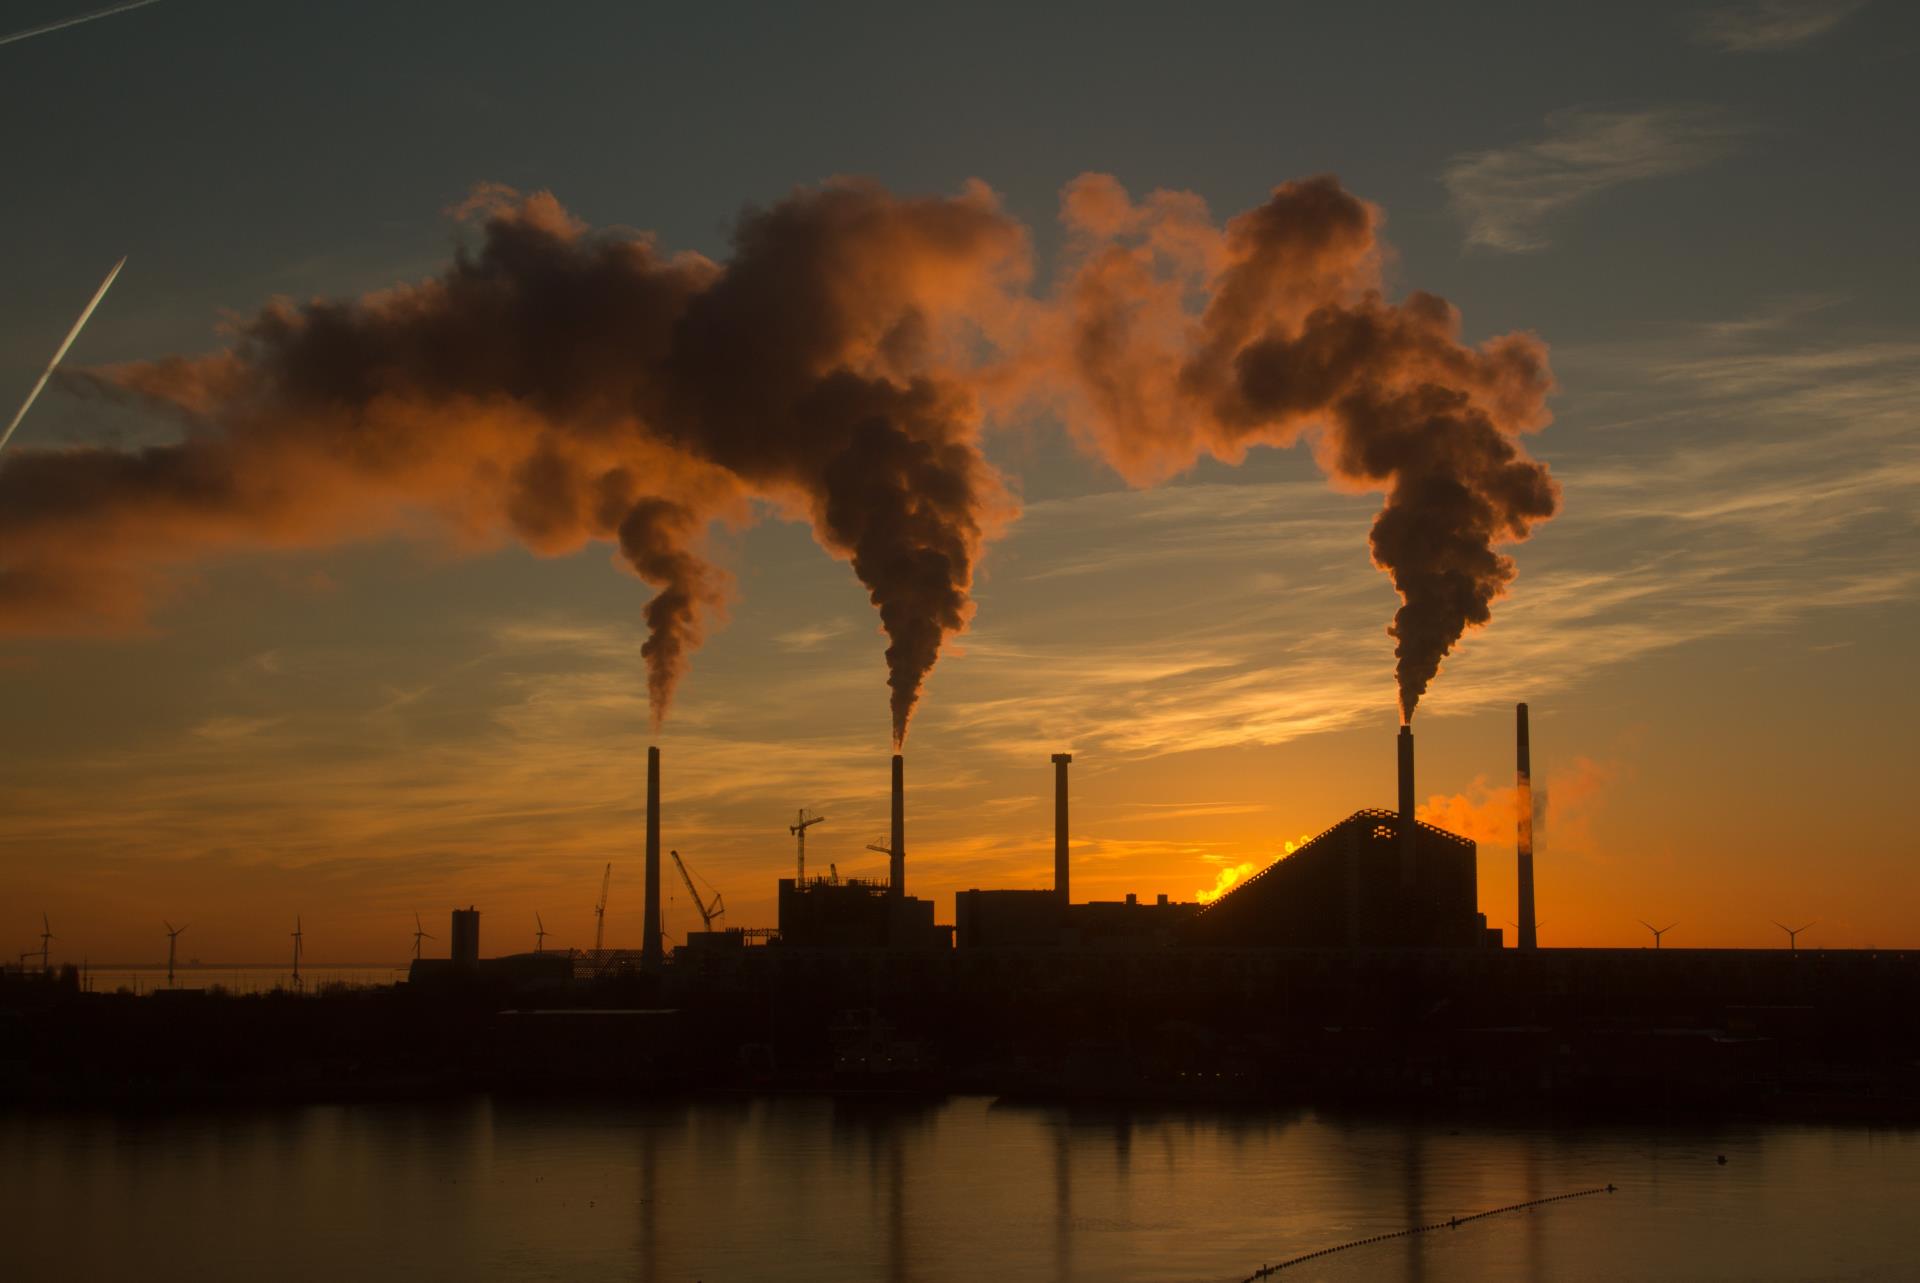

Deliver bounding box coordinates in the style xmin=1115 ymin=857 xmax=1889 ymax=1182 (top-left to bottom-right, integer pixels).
xmin=1182 ymin=810 xmax=1493 ymax=948
xmin=1071 ymin=894 xmax=1200 ymax=945
xmin=956 ymin=889 xmax=1058 ymax=948
xmin=776 ymin=877 xmax=948 ymax=949
xmin=956 ymin=888 xmax=1202 ymax=949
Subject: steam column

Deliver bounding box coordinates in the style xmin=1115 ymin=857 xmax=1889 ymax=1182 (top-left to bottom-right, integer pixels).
xmin=643 ymin=745 xmax=663 ymax=965
xmin=1516 ymin=703 xmax=1538 ymax=951
xmin=1052 ymin=753 xmax=1072 ymax=911
xmin=890 ymin=753 xmax=905 ymax=898
xmin=1398 ymin=725 xmax=1417 ymax=889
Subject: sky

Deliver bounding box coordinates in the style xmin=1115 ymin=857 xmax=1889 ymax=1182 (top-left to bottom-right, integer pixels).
xmin=2 ymin=0 xmax=1915 ymax=964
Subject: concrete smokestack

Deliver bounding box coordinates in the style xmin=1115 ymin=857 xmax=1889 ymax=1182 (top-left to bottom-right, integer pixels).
xmin=643 ymin=745 xmax=663 ymax=964
xmin=890 ymin=752 xmax=905 ymax=898
xmin=1051 ymin=753 xmax=1072 ymax=909
xmin=1397 ymin=724 xmax=1416 ymax=888
xmin=1516 ymin=703 xmax=1537 ymax=951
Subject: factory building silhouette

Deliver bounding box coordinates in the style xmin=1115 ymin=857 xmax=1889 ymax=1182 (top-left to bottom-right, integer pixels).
xmin=410 ymin=708 xmax=1523 ymax=983
xmin=38 ymin=700 xmax=1920 ymax=1121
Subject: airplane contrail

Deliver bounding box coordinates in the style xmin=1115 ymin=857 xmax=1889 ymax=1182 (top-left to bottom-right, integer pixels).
xmin=1 ymin=256 xmax=127 ymax=454
xmin=0 ymin=0 xmax=166 ymax=49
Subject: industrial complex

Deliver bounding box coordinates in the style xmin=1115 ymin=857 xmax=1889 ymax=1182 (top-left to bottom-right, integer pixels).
xmin=413 ymin=708 xmax=1524 ymax=980
xmin=13 ymin=702 xmax=1920 ymax=1120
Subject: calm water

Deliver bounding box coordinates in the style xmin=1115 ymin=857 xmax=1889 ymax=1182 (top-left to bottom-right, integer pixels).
xmin=3 ymin=1096 xmax=1916 ymax=1282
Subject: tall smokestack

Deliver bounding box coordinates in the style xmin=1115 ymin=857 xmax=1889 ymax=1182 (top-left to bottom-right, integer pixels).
xmin=890 ymin=753 xmax=905 ymax=898
xmin=1516 ymin=703 xmax=1537 ymax=951
xmin=1051 ymin=753 xmax=1072 ymax=909
xmin=643 ymin=745 xmax=663 ymax=964
xmin=1397 ymin=724 xmax=1416 ymax=888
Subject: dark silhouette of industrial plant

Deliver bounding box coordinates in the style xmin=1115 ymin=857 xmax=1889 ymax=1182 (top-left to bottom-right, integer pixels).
xmin=7 ymin=702 xmax=1920 ymax=1119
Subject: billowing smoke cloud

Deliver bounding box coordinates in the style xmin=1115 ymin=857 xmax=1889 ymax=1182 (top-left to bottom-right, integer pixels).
xmin=2 ymin=172 xmax=1555 ymax=732
xmin=1045 ymin=174 xmax=1560 ymax=719
xmin=0 ymin=182 xmax=1026 ymax=736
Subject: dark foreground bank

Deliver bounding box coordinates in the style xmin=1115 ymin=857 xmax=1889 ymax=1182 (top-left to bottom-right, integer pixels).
xmin=4 ymin=946 xmax=1918 ymax=1122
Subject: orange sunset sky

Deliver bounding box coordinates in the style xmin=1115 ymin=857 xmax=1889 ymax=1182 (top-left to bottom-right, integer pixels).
xmin=3 ymin=3 xmax=1915 ymax=964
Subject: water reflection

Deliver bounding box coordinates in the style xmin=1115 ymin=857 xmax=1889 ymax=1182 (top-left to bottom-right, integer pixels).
xmin=2 ymin=1098 xmax=1917 ymax=1282
xmin=1054 ymin=1123 xmax=1072 ymax=1282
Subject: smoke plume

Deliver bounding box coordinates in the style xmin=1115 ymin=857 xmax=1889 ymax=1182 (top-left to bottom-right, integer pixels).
xmin=1417 ymin=756 xmax=1620 ymax=850
xmin=1047 ymin=174 xmax=1560 ymax=719
xmin=0 ymin=182 xmax=1026 ymax=735
xmin=2 ymin=172 xmax=1556 ymax=731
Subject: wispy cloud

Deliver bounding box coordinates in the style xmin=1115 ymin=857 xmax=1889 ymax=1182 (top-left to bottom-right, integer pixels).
xmin=189 ymin=715 xmax=282 ymax=742
xmin=1444 ymin=107 xmax=1743 ymax=252
xmin=1694 ymin=0 xmax=1867 ymax=52
xmin=772 ymin=619 xmax=856 ymax=652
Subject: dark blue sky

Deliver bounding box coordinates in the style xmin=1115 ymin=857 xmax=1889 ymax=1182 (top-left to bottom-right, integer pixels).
xmin=4 ymin=0 xmax=1914 ymax=371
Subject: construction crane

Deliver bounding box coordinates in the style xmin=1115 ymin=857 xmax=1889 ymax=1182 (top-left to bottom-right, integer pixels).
xmin=412 ymin=910 xmax=433 ymax=960
xmin=790 ymin=809 xmax=825 ymax=882
xmin=669 ymin=849 xmax=726 ymax=933
xmin=593 ymin=862 xmax=612 ymax=952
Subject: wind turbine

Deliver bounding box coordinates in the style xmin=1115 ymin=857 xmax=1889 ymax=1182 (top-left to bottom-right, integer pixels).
xmin=1773 ymin=919 xmax=1816 ymax=952
xmin=290 ymin=916 xmax=304 ymax=991
xmin=1638 ymin=919 xmax=1677 ymax=950
xmin=36 ymin=912 xmax=54 ymax=972
xmin=163 ymin=920 xmax=188 ymax=986
xmin=534 ymin=912 xmax=547 ymax=954
xmin=411 ymin=911 xmax=433 ymax=960
xmin=593 ymin=863 xmax=611 ymax=953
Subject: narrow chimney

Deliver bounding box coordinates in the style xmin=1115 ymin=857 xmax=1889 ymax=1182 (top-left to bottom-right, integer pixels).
xmin=1516 ymin=703 xmax=1538 ymax=951
xmin=890 ymin=752 xmax=905 ymax=898
xmin=1052 ymin=753 xmax=1072 ymax=910
xmin=643 ymin=745 xmax=663 ymax=964
xmin=1398 ymin=724 xmax=1416 ymax=888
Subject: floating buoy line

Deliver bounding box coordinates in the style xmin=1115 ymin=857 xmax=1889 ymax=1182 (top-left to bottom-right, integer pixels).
xmin=1242 ymin=1184 xmax=1617 ymax=1279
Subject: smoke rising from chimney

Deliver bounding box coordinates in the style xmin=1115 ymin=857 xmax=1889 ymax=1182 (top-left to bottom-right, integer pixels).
xmin=1 ymin=172 xmax=1556 ymax=729
xmin=0 ymin=182 xmax=1025 ymax=736
xmin=1045 ymin=174 xmax=1560 ymax=719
